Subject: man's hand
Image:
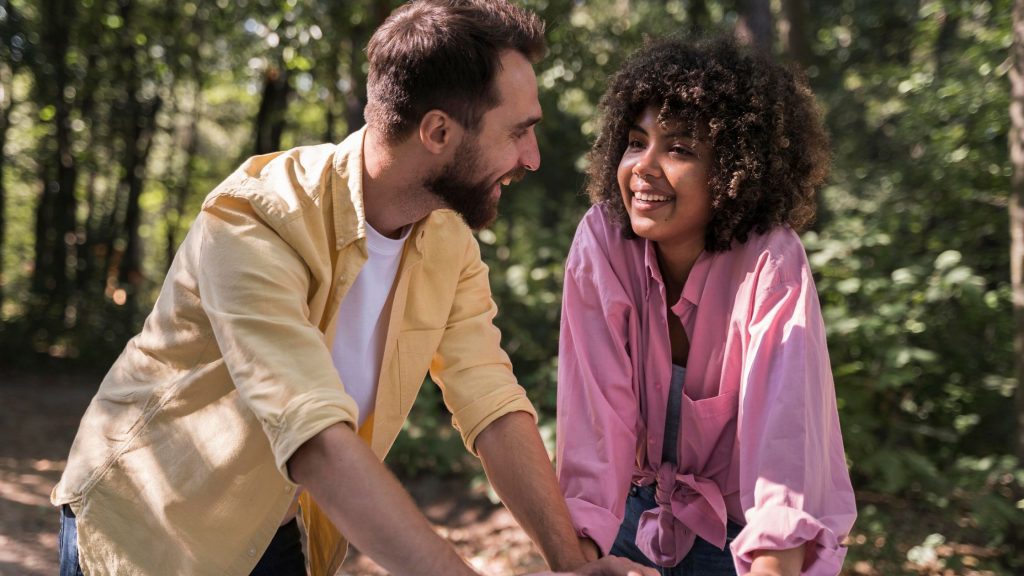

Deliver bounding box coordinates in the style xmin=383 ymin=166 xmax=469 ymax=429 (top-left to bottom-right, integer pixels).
xmin=528 ymin=555 xmax=659 ymax=576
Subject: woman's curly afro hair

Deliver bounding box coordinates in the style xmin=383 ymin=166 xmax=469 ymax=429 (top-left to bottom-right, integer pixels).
xmin=586 ymin=36 xmax=830 ymax=252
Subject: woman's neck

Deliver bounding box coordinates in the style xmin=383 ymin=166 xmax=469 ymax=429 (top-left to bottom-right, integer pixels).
xmin=655 ymin=239 xmax=703 ymax=301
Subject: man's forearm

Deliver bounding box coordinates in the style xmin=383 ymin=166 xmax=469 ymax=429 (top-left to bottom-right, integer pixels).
xmin=288 ymin=422 xmax=478 ymax=576
xmin=475 ymin=411 xmax=588 ymax=572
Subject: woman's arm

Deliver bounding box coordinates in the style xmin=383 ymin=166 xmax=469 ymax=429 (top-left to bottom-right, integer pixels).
xmin=556 ymin=213 xmax=642 ymax=556
xmin=731 ymin=235 xmax=857 ymax=575
xmin=744 ymin=546 xmax=805 ymax=576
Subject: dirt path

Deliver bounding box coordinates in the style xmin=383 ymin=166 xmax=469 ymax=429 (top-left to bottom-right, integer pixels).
xmin=0 ymin=372 xmax=545 ymax=576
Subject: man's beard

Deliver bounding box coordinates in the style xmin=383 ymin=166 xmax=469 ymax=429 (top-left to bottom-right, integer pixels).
xmin=424 ymin=137 xmax=524 ymax=230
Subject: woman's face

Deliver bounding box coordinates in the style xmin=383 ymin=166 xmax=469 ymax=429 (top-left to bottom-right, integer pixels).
xmin=617 ymin=106 xmax=714 ymax=250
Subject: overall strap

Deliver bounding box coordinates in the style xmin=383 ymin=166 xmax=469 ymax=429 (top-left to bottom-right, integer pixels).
xmin=661 ymin=364 xmax=686 ymax=466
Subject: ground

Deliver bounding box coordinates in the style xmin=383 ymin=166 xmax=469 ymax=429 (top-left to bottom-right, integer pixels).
xmin=0 ymin=373 xmax=546 ymax=576
xmin=0 ymin=373 xmax=1013 ymax=575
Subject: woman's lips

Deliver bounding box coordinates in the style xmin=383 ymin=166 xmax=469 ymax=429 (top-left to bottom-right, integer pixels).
xmin=633 ymin=189 xmax=672 ymax=202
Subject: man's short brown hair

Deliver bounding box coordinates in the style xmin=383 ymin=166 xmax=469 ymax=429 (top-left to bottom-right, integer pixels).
xmin=364 ymin=0 xmax=546 ymax=144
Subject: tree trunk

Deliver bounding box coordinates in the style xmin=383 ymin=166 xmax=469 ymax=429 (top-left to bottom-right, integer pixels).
xmin=933 ymin=8 xmax=960 ymax=81
xmin=342 ymin=34 xmax=367 ymax=135
xmin=736 ymin=0 xmax=773 ymax=52
xmin=166 ymin=89 xmax=201 ymax=271
xmin=687 ymin=0 xmax=710 ymax=33
xmin=340 ymin=0 xmax=390 ymax=136
xmin=320 ymin=0 xmax=346 ymax=143
xmin=780 ymin=0 xmax=811 ymax=66
xmin=253 ymin=63 xmax=291 ymax=155
xmin=1010 ymin=0 xmax=1024 ymax=463
xmin=0 ymin=62 xmax=11 ymax=316
xmin=117 ymin=93 xmax=162 ymax=290
xmin=31 ymin=0 xmax=78 ymax=322
xmin=113 ymin=0 xmax=161 ymax=303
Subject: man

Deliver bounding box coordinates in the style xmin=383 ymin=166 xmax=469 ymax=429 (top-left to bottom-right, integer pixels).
xmin=52 ymin=1 xmax=656 ymax=575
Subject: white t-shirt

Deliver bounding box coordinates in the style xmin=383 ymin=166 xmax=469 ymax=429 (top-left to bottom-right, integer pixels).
xmin=331 ymin=222 xmax=410 ymax=426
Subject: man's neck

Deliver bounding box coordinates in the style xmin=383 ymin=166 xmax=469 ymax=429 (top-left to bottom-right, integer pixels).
xmin=361 ymin=129 xmax=443 ymax=239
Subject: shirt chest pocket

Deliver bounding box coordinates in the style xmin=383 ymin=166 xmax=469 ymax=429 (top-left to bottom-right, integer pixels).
xmin=678 ymin=389 xmax=738 ymax=480
xmin=396 ymin=328 xmax=445 ymax=417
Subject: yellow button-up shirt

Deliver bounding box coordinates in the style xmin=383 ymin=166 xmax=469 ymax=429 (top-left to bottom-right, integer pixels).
xmin=51 ymin=128 xmax=537 ymax=575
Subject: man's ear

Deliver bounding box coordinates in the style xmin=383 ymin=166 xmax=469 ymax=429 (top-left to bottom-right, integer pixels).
xmin=418 ymin=110 xmax=462 ymax=155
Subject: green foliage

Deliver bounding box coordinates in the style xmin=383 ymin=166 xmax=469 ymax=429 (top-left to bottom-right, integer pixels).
xmin=1 ymin=0 xmax=1022 ymax=570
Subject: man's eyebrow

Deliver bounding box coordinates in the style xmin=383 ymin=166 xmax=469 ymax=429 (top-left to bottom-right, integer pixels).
xmin=514 ymin=115 xmax=542 ymax=131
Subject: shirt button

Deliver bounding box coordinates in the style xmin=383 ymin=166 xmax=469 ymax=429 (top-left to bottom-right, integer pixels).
xmin=284 ymin=486 xmax=292 ymax=493
xmin=248 ymin=548 xmax=256 ymax=557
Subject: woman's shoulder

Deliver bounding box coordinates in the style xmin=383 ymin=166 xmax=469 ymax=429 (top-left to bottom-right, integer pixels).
xmin=576 ymin=203 xmax=620 ymax=239
xmin=732 ymin=226 xmax=807 ymax=265
xmin=567 ymin=204 xmax=645 ymax=279
xmin=571 ymin=204 xmax=635 ymax=252
xmin=717 ymin=226 xmax=811 ymax=288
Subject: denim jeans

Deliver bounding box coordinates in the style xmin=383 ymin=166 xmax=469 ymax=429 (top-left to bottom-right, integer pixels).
xmin=609 ymin=484 xmax=742 ymax=576
xmin=58 ymin=505 xmax=305 ymax=575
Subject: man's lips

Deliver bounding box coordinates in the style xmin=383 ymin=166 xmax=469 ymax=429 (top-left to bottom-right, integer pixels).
xmin=500 ymin=167 xmax=527 ymax=187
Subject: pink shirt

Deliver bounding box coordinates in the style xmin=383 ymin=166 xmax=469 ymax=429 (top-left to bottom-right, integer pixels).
xmin=556 ymin=205 xmax=856 ymax=575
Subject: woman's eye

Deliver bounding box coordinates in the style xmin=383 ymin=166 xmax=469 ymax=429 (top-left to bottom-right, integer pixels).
xmin=671 ymin=145 xmax=694 ymax=156
xmin=627 ymin=139 xmax=644 ymax=149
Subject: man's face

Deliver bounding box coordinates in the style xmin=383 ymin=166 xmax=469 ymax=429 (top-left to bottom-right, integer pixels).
xmin=425 ymin=50 xmax=542 ymax=230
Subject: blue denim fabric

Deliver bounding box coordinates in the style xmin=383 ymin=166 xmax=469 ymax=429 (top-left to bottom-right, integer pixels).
xmin=58 ymin=505 xmax=84 ymax=576
xmin=609 ymin=484 xmax=742 ymax=576
xmin=57 ymin=505 xmax=305 ymax=576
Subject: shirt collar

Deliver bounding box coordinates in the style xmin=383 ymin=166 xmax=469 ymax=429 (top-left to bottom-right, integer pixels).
xmin=680 ymin=249 xmax=713 ymax=307
xmin=643 ymin=238 xmax=666 ymax=291
xmin=331 ymin=127 xmax=368 ymax=250
xmin=643 ymin=237 xmax=714 ymax=311
xmin=331 ymin=127 xmax=429 ymax=258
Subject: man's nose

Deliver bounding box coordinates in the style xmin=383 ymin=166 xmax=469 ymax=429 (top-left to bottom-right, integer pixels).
xmin=520 ymin=131 xmax=540 ymax=171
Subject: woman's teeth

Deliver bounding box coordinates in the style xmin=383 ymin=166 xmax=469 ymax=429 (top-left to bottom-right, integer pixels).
xmin=634 ymin=190 xmax=671 ymax=202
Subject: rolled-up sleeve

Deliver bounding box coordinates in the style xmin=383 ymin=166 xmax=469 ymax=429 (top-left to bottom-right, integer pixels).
xmin=732 ymin=270 xmax=857 ymax=575
xmin=430 ymin=233 xmax=536 ymax=454
xmin=555 ymin=217 xmax=639 ymax=556
xmin=198 ymin=196 xmax=359 ymax=483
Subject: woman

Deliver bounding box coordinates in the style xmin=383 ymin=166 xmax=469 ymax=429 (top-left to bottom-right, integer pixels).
xmin=556 ymin=37 xmax=857 ymax=576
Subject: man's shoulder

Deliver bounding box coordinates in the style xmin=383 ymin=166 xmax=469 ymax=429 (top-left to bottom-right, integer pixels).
xmin=420 ymin=209 xmax=475 ymax=249
xmin=202 ymin=141 xmax=345 ymax=223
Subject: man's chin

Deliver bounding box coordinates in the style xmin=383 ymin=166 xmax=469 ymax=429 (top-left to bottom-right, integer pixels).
xmin=454 ymin=200 xmax=498 ymax=231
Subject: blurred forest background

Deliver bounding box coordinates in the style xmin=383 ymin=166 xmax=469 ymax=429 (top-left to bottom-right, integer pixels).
xmin=1 ymin=0 xmax=1022 ymax=574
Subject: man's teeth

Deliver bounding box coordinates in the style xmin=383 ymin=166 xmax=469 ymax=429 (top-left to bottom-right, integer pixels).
xmin=501 ymin=176 xmax=512 ymax=186
xmin=634 ymin=191 xmax=671 ymax=202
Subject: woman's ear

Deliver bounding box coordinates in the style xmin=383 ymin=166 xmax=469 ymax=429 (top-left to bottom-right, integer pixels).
xmin=418 ymin=110 xmax=462 ymax=155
